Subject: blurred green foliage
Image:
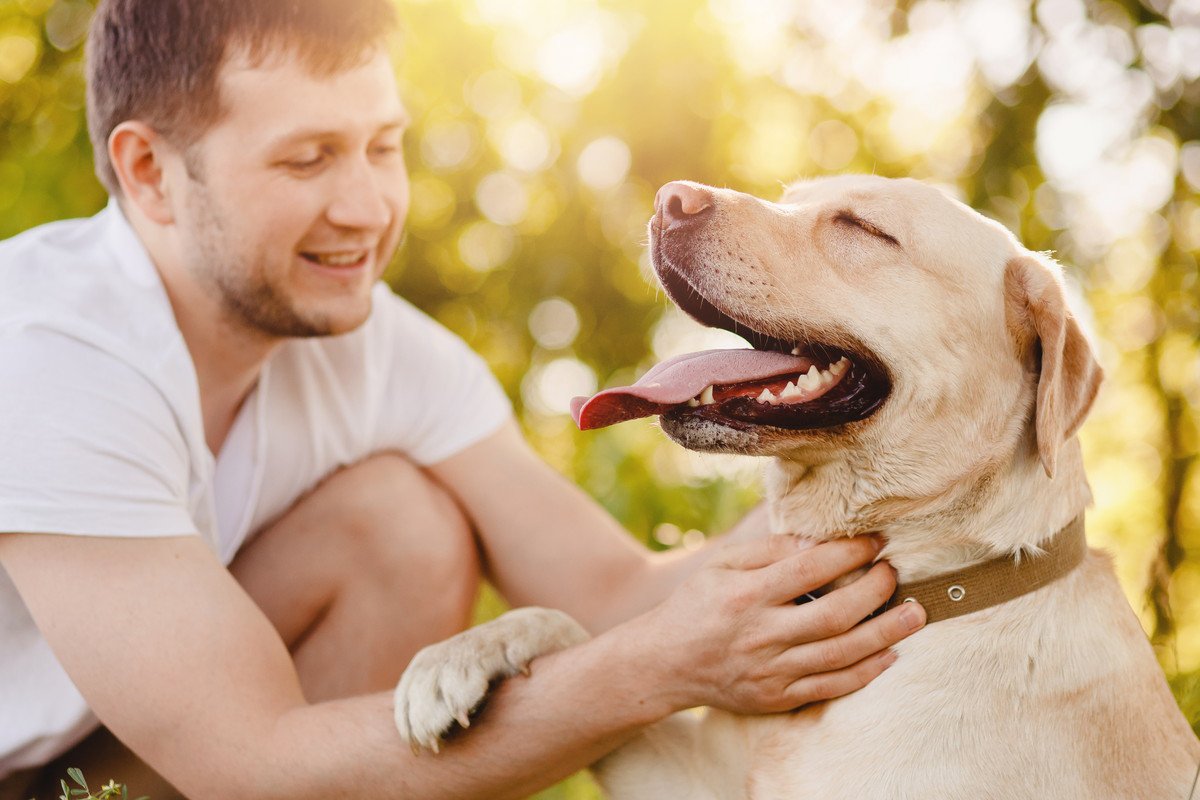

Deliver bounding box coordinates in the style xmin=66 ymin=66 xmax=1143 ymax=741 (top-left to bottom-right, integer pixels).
xmin=2 ymin=0 xmax=1199 ymax=797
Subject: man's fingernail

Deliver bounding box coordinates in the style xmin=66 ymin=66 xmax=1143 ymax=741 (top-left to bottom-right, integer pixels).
xmin=881 ymin=649 xmax=899 ymax=668
xmin=900 ymin=603 xmax=926 ymax=631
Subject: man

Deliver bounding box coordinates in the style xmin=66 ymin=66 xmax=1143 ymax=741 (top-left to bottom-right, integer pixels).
xmin=0 ymin=1 xmax=925 ymax=797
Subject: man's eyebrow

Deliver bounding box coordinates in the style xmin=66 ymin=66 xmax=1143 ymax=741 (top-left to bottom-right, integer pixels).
xmin=266 ymin=116 xmax=411 ymax=150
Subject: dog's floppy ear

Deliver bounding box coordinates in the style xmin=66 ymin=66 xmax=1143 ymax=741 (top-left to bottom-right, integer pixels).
xmin=1004 ymin=255 xmax=1103 ymax=478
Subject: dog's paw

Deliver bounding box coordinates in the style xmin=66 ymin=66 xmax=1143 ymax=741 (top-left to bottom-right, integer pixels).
xmin=393 ymin=607 xmax=590 ymax=753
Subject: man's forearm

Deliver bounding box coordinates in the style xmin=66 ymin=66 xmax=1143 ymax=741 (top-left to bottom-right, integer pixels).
xmin=429 ymin=424 xmax=773 ymax=635
xmin=602 ymin=502 xmax=773 ymax=630
xmin=228 ymin=625 xmax=672 ymax=800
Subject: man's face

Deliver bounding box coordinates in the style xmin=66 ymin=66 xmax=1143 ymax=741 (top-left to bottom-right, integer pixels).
xmin=169 ymin=47 xmax=410 ymax=338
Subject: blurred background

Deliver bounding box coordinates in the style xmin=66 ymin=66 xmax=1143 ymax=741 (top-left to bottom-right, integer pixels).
xmin=2 ymin=0 xmax=1198 ymax=796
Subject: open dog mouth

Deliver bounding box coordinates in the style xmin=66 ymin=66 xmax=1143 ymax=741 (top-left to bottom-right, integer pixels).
xmin=571 ymin=238 xmax=892 ymax=434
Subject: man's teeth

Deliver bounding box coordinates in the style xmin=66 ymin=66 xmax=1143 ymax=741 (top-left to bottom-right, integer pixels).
xmin=306 ymin=251 xmax=366 ymax=266
xmin=684 ymin=357 xmax=852 ymax=408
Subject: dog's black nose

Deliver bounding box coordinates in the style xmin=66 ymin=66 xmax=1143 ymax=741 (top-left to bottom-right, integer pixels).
xmin=656 ymin=181 xmax=714 ymax=228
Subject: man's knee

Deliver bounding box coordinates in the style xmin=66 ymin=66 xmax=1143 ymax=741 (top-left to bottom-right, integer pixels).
xmin=232 ymin=453 xmax=482 ymax=658
xmin=324 ymin=454 xmax=480 ymax=612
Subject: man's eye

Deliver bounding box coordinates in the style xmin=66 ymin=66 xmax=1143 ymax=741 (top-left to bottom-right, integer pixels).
xmin=286 ymin=153 xmax=326 ymax=170
xmin=371 ymin=144 xmax=401 ymax=158
xmin=834 ymin=211 xmax=900 ymax=247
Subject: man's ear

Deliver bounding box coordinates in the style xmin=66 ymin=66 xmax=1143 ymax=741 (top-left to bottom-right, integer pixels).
xmin=1003 ymin=255 xmax=1103 ymax=479
xmin=108 ymin=121 xmax=176 ymax=225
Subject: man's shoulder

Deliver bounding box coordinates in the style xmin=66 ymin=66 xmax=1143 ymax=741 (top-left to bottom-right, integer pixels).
xmin=0 ymin=206 xmax=185 ymax=377
xmin=0 ymin=211 xmax=108 ymax=293
xmin=287 ymin=283 xmax=469 ymax=365
xmin=271 ymin=283 xmax=499 ymax=414
xmin=1 ymin=208 xmax=120 ymax=320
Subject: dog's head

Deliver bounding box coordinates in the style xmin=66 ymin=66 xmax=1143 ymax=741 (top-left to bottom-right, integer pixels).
xmin=573 ymin=175 xmax=1101 ymax=525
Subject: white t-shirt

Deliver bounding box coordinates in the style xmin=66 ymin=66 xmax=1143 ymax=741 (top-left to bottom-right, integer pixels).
xmin=0 ymin=202 xmax=512 ymax=776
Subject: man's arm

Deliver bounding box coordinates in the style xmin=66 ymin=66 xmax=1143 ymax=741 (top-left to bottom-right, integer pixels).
xmin=429 ymin=420 xmax=773 ymax=632
xmin=0 ymin=527 xmax=917 ymax=799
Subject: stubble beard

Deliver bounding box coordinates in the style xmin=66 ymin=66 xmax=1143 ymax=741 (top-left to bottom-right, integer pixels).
xmin=185 ymin=182 xmax=364 ymax=339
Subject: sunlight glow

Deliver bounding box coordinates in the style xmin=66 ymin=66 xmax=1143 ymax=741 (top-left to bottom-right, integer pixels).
xmin=522 ymin=357 xmax=598 ymax=415
xmin=577 ymin=136 xmax=632 ymax=192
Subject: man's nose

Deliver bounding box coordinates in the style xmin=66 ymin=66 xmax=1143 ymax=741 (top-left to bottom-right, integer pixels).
xmin=655 ymin=181 xmax=714 ymax=228
xmin=326 ymin=162 xmax=393 ymax=231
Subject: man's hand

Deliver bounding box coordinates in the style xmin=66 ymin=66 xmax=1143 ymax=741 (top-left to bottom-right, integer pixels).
xmin=627 ymin=534 xmax=924 ymax=715
xmin=392 ymin=533 xmax=920 ymax=755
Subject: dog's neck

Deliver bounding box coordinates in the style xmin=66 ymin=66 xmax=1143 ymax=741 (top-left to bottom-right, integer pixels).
xmin=765 ymin=438 xmax=1093 ymax=583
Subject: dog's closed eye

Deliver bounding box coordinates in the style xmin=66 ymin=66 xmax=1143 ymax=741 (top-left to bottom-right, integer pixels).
xmin=834 ymin=211 xmax=901 ymax=248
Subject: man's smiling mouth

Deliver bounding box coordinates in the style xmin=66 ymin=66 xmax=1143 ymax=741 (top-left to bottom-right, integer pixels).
xmin=300 ymin=249 xmax=371 ymax=268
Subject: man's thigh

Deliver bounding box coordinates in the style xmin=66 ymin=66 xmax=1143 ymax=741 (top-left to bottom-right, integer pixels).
xmin=231 ymin=452 xmax=483 ymax=698
xmin=20 ymin=453 xmax=481 ymax=799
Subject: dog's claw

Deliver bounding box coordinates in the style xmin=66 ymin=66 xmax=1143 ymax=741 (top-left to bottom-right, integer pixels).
xmin=393 ymin=608 xmax=590 ymax=753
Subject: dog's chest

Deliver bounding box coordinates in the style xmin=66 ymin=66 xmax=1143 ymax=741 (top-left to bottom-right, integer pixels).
xmin=740 ymin=660 xmax=1139 ymax=800
xmin=741 ymin=674 xmax=1092 ymax=799
xmin=732 ymin=576 xmax=1195 ymax=800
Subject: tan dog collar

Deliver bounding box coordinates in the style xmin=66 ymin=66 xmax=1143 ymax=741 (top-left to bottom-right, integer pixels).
xmin=884 ymin=516 xmax=1088 ymax=624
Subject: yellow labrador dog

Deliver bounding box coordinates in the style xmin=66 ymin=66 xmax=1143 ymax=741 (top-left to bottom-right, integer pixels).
xmin=394 ymin=175 xmax=1200 ymax=797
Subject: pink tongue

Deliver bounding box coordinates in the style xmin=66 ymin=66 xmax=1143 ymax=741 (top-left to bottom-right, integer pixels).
xmin=571 ymin=349 xmax=813 ymax=430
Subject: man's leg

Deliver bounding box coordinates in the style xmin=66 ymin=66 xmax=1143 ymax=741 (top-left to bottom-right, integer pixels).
xmin=24 ymin=454 xmax=480 ymax=798
xmin=230 ymin=452 xmax=482 ymax=701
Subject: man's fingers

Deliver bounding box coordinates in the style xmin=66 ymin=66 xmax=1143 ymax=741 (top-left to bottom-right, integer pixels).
xmin=715 ymin=533 xmax=813 ymax=570
xmin=789 ymin=561 xmax=898 ymax=636
xmin=783 ymin=648 xmax=901 ymax=708
xmin=758 ymin=536 xmax=883 ymax=602
xmin=784 ymin=600 xmax=926 ymax=674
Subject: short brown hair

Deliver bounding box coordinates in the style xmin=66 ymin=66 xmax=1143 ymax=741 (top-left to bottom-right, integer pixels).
xmin=86 ymin=0 xmax=399 ymax=194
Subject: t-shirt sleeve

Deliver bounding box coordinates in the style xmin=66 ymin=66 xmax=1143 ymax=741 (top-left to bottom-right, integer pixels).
xmin=370 ymin=287 xmax=513 ymax=465
xmin=0 ymin=329 xmax=197 ymax=537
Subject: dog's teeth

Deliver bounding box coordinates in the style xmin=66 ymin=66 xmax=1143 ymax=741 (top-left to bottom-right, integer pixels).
xmin=830 ymin=358 xmax=848 ymax=376
xmin=790 ymin=346 xmax=802 ymax=356
xmin=687 ymin=398 xmax=700 ymax=407
xmin=756 ymin=388 xmax=778 ymax=404
xmin=802 ymin=367 xmax=821 ymax=391
xmin=780 ymin=381 xmax=803 ymax=399
xmin=700 ymin=386 xmax=715 ymax=405
xmin=820 ymin=369 xmax=834 ymax=385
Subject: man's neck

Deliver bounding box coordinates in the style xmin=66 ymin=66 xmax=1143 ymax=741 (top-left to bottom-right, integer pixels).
xmin=128 ymin=209 xmax=280 ymax=457
xmin=176 ymin=295 xmax=278 ymax=457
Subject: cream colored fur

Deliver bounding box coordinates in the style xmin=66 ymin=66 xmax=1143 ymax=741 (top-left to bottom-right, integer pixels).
xmin=396 ymin=175 xmax=1200 ymax=798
